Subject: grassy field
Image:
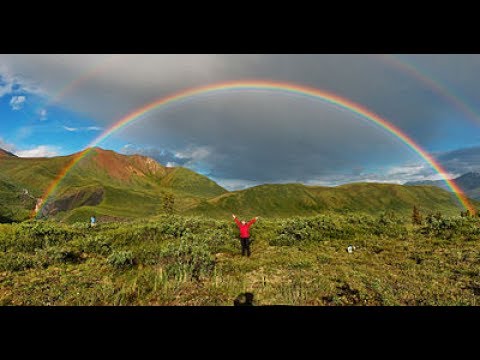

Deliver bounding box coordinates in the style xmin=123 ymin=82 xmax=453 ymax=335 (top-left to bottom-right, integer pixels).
xmin=1 ymin=212 xmax=479 ymax=306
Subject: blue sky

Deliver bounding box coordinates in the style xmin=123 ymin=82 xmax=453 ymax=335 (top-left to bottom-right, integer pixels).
xmin=0 ymin=85 xmax=128 ymax=156
xmin=1 ymin=54 xmax=480 ymax=190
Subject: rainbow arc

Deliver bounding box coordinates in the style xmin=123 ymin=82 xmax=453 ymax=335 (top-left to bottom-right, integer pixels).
xmin=33 ymin=80 xmax=475 ymax=217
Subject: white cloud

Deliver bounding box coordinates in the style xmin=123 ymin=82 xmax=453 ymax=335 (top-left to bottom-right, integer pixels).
xmin=39 ymin=109 xmax=47 ymax=120
xmin=386 ymin=164 xmax=427 ymax=177
xmin=385 ymin=164 xmax=459 ymax=183
xmin=63 ymin=125 xmax=102 ymax=132
xmin=175 ymin=146 xmax=211 ymax=162
xmin=0 ymin=66 xmax=17 ymax=98
xmin=412 ymin=173 xmax=458 ymax=182
xmin=9 ymin=95 xmax=26 ymax=110
xmin=120 ymin=144 xmax=190 ymax=167
xmin=363 ymin=179 xmax=404 ymax=184
xmin=213 ymin=178 xmax=264 ymax=191
xmin=15 ymin=145 xmax=60 ymax=158
xmin=0 ymin=65 xmax=44 ymax=99
xmin=1 ymin=138 xmax=60 ymax=158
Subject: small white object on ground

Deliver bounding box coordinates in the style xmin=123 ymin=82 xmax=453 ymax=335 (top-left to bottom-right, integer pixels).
xmin=347 ymin=245 xmax=356 ymax=253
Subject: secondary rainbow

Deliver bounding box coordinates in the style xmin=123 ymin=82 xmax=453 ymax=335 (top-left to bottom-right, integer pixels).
xmin=41 ymin=55 xmax=121 ymax=110
xmin=379 ymin=54 xmax=480 ymax=126
xmin=33 ymin=80 xmax=475 ymax=217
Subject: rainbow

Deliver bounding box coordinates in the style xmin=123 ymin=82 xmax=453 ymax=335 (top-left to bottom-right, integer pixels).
xmin=33 ymin=80 xmax=476 ymax=217
xmin=35 ymin=55 xmax=121 ymax=116
xmin=379 ymin=54 xmax=480 ymax=125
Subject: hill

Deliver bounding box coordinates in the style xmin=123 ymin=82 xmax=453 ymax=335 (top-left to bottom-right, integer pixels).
xmin=188 ymin=182 xmax=471 ymax=218
xmin=0 ymin=147 xmax=477 ymax=222
xmin=0 ymin=148 xmax=16 ymax=157
xmin=0 ymin=174 xmax=36 ymax=222
xmin=406 ymin=172 xmax=480 ymax=200
xmin=0 ymin=147 xmax=228 ymax=221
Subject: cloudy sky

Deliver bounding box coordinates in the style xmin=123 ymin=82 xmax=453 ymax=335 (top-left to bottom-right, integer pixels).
xmin=1 ymin=54 xmax=480 ymax=190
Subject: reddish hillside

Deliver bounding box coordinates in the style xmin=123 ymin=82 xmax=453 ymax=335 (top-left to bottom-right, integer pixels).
xmin=76 ymin=147 xmax=171 ymax=182
xmin=0 ymin=148 xmax=16 ymax=157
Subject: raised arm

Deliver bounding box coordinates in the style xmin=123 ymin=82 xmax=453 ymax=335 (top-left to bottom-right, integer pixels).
xmin=233 ymin=214 xmax=241 ymax=226
xmin=247 ymin=217 xmax=259 ymax=226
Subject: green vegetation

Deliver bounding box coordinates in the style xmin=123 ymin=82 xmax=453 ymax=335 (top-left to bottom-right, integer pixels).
xmin=2 ymin=147 xmax=480 ymax=305
xmin=1 ymin=213 xmax=479 ymax=306
xmin=0 ymin=175 xmax=36 ymax=222
xmin=1 ymin=147 xmax=478 ymax=224
xmin=196 ymin=182 xmax=474 ymax=219
xmin=0 ymin=147 xmax=228 ymax=222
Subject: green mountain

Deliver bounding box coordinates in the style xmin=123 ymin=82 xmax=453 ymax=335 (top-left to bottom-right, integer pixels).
xmin=0 ymin=174 xmax=36 ymax=222
xmin=188 ymin=182 xmax=472 ymax=219
xmin=0 ymin=147 xmax=476 ymax=222
xmin=0 ymin=147 xmax=227 ymax=222
xmin=406 ymin=172 xmax=480 ymax=200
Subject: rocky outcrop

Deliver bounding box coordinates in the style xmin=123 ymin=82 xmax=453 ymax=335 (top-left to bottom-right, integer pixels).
xmin=38 ymin=187 xmax=105 ymax=217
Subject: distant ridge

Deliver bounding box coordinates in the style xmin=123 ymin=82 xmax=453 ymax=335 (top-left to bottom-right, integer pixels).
xmin=406 ymin=172 xmax=480 ymax=200
xmin=0 ymin=147 xmax=16 ymax=157
xmin=0 ymin=147 xmax=478 ymax=222
xmin=189 ymin=182 xmax=473 ymax=219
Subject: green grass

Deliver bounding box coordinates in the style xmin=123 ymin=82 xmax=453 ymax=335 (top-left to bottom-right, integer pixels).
xmin=1 ymin=213 xmax=480 ymax=305
xmin=0 ymin=175 xmax=36 ymax=222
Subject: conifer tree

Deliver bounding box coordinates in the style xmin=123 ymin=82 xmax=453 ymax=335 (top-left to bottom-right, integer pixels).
xmin=412 ymin=205 xmax=422 ymax=225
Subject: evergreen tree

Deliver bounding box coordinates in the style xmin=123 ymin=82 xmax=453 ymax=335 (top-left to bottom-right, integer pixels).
xmin=412 ymin=205 xmax=422 ymax=225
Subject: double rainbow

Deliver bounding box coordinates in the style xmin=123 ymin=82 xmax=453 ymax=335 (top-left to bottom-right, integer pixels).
xmin=33 ymin=80 xmax=475 ymax=217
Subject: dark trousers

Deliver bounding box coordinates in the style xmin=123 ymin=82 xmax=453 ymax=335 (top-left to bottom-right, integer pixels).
xmin=240 ymin=237 xmax=251 ymax=257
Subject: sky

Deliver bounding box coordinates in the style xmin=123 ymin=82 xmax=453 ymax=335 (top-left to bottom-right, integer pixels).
xmin=1 ymin=54 xmax=480 ymax=190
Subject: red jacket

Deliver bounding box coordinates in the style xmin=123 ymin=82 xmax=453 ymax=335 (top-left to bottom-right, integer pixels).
xmin=235 ymin=218 xmax=256 ymax=238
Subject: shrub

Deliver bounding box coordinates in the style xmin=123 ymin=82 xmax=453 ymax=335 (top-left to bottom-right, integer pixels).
xmin=107 ymin=250 xmax=135 ymax=268
xmin=419 ymin=216 xmax=480 ymax=239
xmin=36 ymin=246 xmax=83 ymax=265
xmin=0 ymin=253 xmax=35 ymax=272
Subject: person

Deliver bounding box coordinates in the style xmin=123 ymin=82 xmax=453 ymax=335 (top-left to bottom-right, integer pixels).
xmin=232 ymin=214 xmax=259 ymax=257
xmin=90 ymin=215 xmax=96 ymax=228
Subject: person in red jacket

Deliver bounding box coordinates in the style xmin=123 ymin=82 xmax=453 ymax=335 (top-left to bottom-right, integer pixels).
xmin=232 ymin=214 xmax=259 ymax=257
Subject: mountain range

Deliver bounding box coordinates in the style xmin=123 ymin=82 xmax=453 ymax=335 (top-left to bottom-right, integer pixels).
xmin=0 ymin=147 xmax=476 ymax=223
xmin=406 ymin=172 xmax=480 ymax=201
